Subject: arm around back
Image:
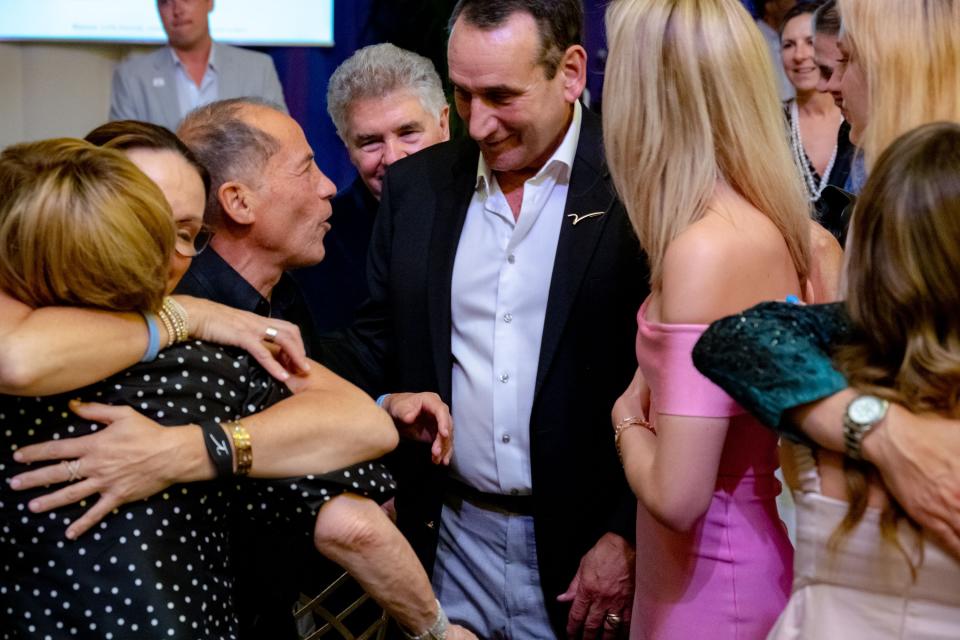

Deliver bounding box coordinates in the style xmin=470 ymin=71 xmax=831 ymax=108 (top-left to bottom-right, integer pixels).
xmin=249 ymin=358 xmax=398 ymax=477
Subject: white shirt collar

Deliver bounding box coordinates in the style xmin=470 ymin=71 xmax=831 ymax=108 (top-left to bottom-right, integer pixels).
xmin=475 ymin=99 xmax=583 ymax=196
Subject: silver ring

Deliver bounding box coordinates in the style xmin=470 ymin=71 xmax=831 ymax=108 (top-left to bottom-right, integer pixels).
xmin=62 ymin=459 xmax=83 ymax=482
xmin=604 ymin=613 xmax=622 ymax=626
xmin=263 ymin=326 xmax=280 ymax=342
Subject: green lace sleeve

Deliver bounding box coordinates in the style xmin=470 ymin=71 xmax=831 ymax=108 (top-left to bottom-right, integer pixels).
xmin=692 ymin=302 xmax=851 ymax=442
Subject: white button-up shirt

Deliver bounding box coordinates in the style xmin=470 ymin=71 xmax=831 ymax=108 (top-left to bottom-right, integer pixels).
xmin=171 ymin=44 xmax=220 ymax=119
xmin=449 ymin=101 xmax=583 ymax=495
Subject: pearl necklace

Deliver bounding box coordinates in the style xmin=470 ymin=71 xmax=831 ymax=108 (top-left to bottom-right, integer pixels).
xmin=789 ymin=99 xmax=841 ymax=202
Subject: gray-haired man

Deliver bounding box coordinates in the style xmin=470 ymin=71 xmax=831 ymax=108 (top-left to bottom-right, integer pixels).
xmin=294 ymin=43 xmax=450 ymax=333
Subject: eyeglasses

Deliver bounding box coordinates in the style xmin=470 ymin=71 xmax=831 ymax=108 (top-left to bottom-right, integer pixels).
xmin=175 ymin=225 xmax=214 ymax=258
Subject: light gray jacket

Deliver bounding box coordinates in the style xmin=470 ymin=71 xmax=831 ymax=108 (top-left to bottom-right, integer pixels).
xmin=109 ymin=43 xmax=287 ymax=132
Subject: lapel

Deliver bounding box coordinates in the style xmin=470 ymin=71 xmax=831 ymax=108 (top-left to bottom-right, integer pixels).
xmin=213 ymin=43 xmax=241 ymax=97
xmin=426 ymin=139 xmax=479 ymax=402
xmin=153 ymin=48 xmax=182 ymax=130
xmin=534 ymin=109 xmax=616 ymax=398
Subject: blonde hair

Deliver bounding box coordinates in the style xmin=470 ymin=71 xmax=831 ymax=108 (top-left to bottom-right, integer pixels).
xmin=0 ymin=139 xmax=175 ymax=311
xmin=603 ymin=0 xmax=810 ymax=288
xmin=839 ymin=0 xmax=960 ymax=169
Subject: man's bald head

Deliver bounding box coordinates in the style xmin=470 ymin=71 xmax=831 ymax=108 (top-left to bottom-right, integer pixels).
xmin=178 ymin=98 xmax=282 ymax=227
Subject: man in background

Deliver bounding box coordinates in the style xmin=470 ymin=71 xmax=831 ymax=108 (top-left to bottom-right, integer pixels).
xmin=110 ymin=0 xmax=287 ymax=132
xmin=294 ymin=43 xmax=450 ymax=333
xmin=812 ymin=0 xmax=860 ymax=242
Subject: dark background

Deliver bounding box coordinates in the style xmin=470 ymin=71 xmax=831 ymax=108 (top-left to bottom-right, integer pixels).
xmin=263 ymin=0 xmax=760 ymax=192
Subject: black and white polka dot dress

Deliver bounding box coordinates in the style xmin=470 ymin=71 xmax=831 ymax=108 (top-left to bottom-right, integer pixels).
xmin=0 ymin=341 xmax=395 ymax=640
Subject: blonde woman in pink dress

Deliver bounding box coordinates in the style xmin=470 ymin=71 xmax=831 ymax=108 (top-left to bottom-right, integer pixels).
xmin=602 ymin=0 xmax=827 ymax=637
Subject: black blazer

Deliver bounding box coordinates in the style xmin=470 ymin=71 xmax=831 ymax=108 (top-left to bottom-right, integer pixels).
xmin=316 ymin=108 xmax=649 ymax=633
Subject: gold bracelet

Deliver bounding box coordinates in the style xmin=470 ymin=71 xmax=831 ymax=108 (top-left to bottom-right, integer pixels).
xmin=156 ymin=306 xmax=177 ymax=347
xmin=160 ymin=296 xmax=190 ymax=344
xmin=225 ymin=419 xmax=253 ymax=476
xmin=166 ymin=297 xmax=189 ymax=343
xmin=614 ymin=415 xmax=655 ymax=464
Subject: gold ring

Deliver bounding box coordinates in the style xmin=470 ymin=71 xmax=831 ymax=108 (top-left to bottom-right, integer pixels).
xmin=605 ymin=613 xmax=622 ymax=626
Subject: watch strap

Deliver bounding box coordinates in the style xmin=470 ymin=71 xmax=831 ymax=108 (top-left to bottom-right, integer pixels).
xmin=403 ymin=600 xmax=448 ymax=640
xmin=843 ymin=396 xmax=888 ymax=461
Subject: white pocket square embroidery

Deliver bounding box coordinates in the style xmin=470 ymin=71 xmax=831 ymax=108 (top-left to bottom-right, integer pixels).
xmin=567 ymin=211 xmax=605 ymax=225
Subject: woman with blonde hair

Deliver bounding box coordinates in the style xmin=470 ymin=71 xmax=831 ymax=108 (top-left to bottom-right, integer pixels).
xmin=699 ymin=123 xmax=960 ymax=639
xmin=603 ymin=0 xmax=811 ymax=636
xmin=687 ymin=0 xmax=960 ymax=637
xmin=834 ymin=0 xmax=960 ymax=170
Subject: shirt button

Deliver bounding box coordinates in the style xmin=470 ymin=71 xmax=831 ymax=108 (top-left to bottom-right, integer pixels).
xmin=499 ymin=372 xmax=510 ymax=383
xmin=503 ymin=313 xmax=513 ymax=323
xmin=507 ymin=254 xmax=516 ymax=264
xmin=502 ymin=433 xmax=511 ymax=443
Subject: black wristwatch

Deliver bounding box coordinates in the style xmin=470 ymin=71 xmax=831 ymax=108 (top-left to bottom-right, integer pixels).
xmin=843 ymin=394 xmax=889 ymax=460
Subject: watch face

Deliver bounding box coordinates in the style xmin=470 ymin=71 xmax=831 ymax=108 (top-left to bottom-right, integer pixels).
xmin=849 ymin=395 xmax=887 ymax=424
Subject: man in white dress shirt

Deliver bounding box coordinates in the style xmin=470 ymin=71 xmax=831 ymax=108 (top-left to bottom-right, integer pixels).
xmin=315 ymin=1 xmax=647 ymax=637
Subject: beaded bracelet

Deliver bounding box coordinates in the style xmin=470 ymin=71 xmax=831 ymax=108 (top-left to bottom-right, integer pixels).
xmin=159 ymin=296 xmax=189 ymax=344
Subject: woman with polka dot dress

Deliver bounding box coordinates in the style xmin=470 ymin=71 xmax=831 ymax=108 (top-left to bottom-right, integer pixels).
xmin=0 ymin=129 xmax=469 ymax=640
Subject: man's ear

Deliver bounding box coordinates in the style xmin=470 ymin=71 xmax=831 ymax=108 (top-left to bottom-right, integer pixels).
xmin=438 ymin=105 xmax=451 ymax=142
xmin=218 ymin=180 xmax=256 ymax=226
xmin=559 ymin=44 xmax=588 ymax=104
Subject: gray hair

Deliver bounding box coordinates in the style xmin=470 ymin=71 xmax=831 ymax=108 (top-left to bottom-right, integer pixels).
xmin=326 ymin=43 xmax=447 ymax=141
xmin=177 ymin=97 xmax=282 ymax=228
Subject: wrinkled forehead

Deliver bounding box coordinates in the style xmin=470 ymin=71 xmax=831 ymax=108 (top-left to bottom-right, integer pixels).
xmin=244 ymin=105 xmax=310 ymax=160
xmin=447 ymin=12 xmax=543 ymax=82
xmin=348 ymin=90 xmax=437 ymax=126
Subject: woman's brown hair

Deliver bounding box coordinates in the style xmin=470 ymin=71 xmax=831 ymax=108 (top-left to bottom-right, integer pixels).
xmin=834 ymin=122 xmax=960 ymax=562
xmin=85 ymin=120 xmax=211 ymax=199
xmin=0 ymin=139 xmax=175 ymax=311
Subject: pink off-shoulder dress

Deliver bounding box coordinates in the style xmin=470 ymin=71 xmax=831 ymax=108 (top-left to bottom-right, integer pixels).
xmin=630 ymin=300 xmax=793 ymax=639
